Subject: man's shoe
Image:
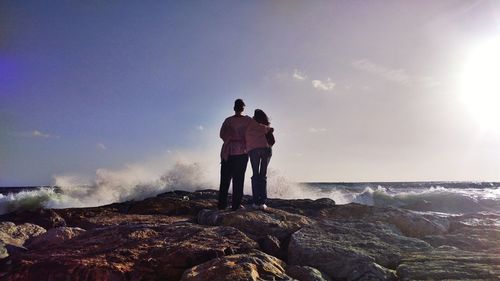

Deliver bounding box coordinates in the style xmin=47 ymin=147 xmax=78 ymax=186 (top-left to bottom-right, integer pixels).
xmin=232 ymin=205 xmax=245 ymax=211
xmin=259 ymin=204 xmax=268 ymax=210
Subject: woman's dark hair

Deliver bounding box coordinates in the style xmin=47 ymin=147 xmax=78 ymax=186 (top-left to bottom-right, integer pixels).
xmin=253 ymin=109 xmax=270 ymax=125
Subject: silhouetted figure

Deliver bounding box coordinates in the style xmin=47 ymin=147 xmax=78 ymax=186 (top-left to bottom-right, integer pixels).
xmin=246 ymin=109 xmax=274 ymax=210
xmin=218 ymin=99 xmax=252 ymax=210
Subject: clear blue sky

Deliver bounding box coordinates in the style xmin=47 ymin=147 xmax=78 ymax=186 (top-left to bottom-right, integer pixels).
xmin=1 ymin=1 xmax=500 ymax=186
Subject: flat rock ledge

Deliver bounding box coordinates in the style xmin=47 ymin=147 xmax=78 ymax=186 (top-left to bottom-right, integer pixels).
xmin=0 ymin=189 xmax=498 ymax=280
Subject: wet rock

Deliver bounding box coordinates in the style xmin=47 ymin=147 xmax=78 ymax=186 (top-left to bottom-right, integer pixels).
xmin=3 ymin=222 xmax=258 ymax=281
xmin=260 ymin=235 xmax=282 ymax=259
xmin=397 ymin=247 xmax=500 ymax=280
xmin=124 ymin=193 xmax=217 ymax=215
xmin=157 ymin=189 xmax=220 ymax=201
xmin=181 ymin=250 xmax=291 ymax=281
xmin=286 ymin=265 xmax=332 ymax=281
xmin=26 ymin=227 xmax=86 ymax=249
xmin=288 ymin=220 xmax=432 ymax=280
xmin=266 ymin=197 xmax=336 ymax=217
xmin=59 ymin=207 xmax=191 ymax=230
xmin=0 ymin=242 xmax=8 ymax=259
xmin=4 ymin=244 xmax=28 ymax=256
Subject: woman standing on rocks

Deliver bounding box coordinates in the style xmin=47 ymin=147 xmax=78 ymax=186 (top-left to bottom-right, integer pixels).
xmin=245 ymin=109 xmax=274 ymax=210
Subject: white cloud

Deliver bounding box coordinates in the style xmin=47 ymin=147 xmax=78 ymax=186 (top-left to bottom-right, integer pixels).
xmin=352 ymin=59 xmax=442 ymax=88
xmin=196 ymin=125 xmax=204 ymax=131
xmin=432 ymin=0 xmax=484 ymax=24
xmin=352 ymin=59 xmax=411 ymax=84
xmin=31 ymin=130 xmax=60 ymax=139
xmin=418 ymin=76 xmax=441 ymax=88
xmin=97 ymin=143 xmax=107 ymax=150
xmin=312 ymin=78 xmax=335 ymax=91
xmin=308 ymin=127 xmax=328 ymax=133
xmin=293 ymin=69 xmax=307 ymax=81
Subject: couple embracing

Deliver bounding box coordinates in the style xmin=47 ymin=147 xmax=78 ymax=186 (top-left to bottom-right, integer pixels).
xmin=218 ymin=99 xmax=275 ymax=211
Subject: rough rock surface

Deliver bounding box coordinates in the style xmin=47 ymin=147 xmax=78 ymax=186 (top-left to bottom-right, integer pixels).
xmin=2 ymin=223 xmax=258 ymax=281
xmin=316 ymin=203 xmax=448 ymax=238
xmin=288 ymin=220 xmax=432 ymax=280
xmin=286 ymin=265 xmax=332 ymax=281
xmin=0 ymin=189 xmax=498 ymax=280
xmin=181 ymin=250 xmax=291 ymax=281
xmin=397 ymin=247 xmax=500 ymax=280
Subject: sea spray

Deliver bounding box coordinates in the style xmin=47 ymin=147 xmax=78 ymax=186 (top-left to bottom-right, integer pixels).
xmin=0 ymin=154 xmax=216 ymax=214
xmin=265 ymin=169 xmax=353 ymax=204
xmin=51 ymin=161 xmax=213 ymax=209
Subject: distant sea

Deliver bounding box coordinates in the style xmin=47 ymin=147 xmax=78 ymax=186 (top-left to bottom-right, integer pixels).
xmin=0 ymin=186 xmax=54 ymax=196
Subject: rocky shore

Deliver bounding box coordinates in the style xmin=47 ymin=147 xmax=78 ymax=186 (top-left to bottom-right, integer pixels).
xmin=0 ymin=189 xmax=499 ymax=280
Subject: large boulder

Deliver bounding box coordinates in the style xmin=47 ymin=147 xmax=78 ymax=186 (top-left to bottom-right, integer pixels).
xmin=0 ymin=222 xmax=46 ymax=247
xmin=397 ymin=247 xmax=500 ymax=280
xmin=121 ymin=191 xmax=218 ymax=215
xmin=197 ymin=207 xmax=313 ymax=259
xmin=55 ymin=190 xmax=218 ymax=230
xmin=318 ymin=203 xmax=448 ymax=238
xmin=0 ymin=209 xmax=66 ymax=229
xmin=286 ymin=265 xmax=332 ymax=281
xmin=0 ymin=242 xmax=7 ymax=259
xmin=421 ymin=212 xmax=500 ymax=253
xmin=59 ymin=208 xmax=191 ymax=230
xmin=266 ymin=197 xmax=336 ymax=217
xmin=197 ymin=208 xmax=313 ymax=241
xmin=288 ymin=221 xmax=432 ymax=280
xmin=26 ymin=227 xmax=86 ymax=249
xmin=3 ymin=223 xmax=258 ymax=281
xmin=181 ymin=250 xmax=292 ymax=281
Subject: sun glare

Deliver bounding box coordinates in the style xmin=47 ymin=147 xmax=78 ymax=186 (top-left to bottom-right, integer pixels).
xmin=461 ymin=38 xmax=500 ymax=129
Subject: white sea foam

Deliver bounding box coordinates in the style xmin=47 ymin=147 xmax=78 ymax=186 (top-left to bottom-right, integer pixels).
xmin=351 ymin=185 xmax=500 ymax=214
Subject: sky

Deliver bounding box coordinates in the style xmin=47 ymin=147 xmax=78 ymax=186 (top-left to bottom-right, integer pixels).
xmin=1 ymin=0 xmax=500 ymax=186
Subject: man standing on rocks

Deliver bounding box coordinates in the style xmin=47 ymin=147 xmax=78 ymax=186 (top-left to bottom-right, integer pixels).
xmin=218 ymin=99 xmax=252 ymax=211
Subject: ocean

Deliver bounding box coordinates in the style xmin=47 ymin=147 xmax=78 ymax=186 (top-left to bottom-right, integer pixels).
xmin=1 ymin=182 xmax=499 ymax=221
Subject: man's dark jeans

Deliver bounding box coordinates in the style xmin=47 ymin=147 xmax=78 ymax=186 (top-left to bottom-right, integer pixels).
xmin=249 ymin=147 xmax=272 ymax=205
xmin=218 ymin=154 xmax=248 ymax=210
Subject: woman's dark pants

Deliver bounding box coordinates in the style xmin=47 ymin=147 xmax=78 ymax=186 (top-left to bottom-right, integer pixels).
xmin=218 ymin=154 xmax=248 ymax=210
xmin=249 ymin=147 xmax=272 ymax=205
